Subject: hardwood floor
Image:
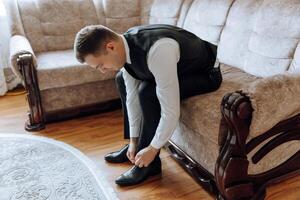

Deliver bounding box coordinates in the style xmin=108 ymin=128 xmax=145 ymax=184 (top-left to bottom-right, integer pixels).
xmin=0 ymin=90 xmax=299 ymax=200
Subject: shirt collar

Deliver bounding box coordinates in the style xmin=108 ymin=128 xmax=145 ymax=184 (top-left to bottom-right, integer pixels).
xmin=121 ymin=35 xmax=131 ymax=64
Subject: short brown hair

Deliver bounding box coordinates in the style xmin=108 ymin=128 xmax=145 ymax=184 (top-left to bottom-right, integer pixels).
xmin=74 ymin=25 xmax=119 ymax=63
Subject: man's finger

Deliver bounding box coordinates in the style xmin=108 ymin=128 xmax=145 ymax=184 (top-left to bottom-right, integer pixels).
xmin=128 ymin=153 xmax=133 ymax=161
xmin=135 ymin=159 xmax=140 ymax=164
xmin=135 ymin=154 xmax=141 ymax=160
xmin=136 ymin=158 xmax=143 ymax=168
xmin=130 ymin=155 xmax=135 ymax=163
xmin=126 ymin=152 xmax=131 ymax=160
xmin=135 ymin=157 xmax=142 ymax=166
xmin=132 ymin=152 xmax=137 ymax=158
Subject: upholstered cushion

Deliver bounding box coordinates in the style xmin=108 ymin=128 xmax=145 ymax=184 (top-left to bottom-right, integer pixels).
xmin=218 ymin=0 xmax=300 ymax=77
xmin=217 ymin=0 xmax=263 ymax=71
xmin=16 ymin=0 xmax=99 ymax=52
xmin=101 ymin=0 xmax=141 ymax=33
xmin=243 ymin=0 xmax=300 ymax=77
xmin=11 ymin=0 xmax=158 ymax=53
xmin=183 ymin=0 xmax=234 ymax=45
xmin=176 ymin=0 xmax=194 ymax=28
xmin=140 ymin=0 xmax=155 ymax=25
xmin=40 ymin=79 xmax=119 ymax=113
xmin=36 ymin=50 xmax=116 ymax=90
xmin=9 ymin=35 xmax=37 ymax=80
xmin=148 ymin=0 xmax=184 ymax=25
xmin=144 ymin=0 xmax=194 ymax=27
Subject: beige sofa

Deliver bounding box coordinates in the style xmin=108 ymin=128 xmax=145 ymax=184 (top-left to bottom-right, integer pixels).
xmin=5 ymin=0 xmax=156 ymax=130
xmin=6 ymin=0 xmax=300 ymax=199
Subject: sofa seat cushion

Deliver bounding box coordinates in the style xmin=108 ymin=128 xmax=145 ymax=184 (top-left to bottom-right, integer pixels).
xmin=40 ymin=79 xmax=119 ymax=113
xmin=36 ymin=50 xmax=116 ymax=90
xmin=179 ymin=63 xmax=261 ymax=144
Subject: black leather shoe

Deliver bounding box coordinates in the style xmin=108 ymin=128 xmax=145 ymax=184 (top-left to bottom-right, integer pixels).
xmin=115 ymin=158 xmax=162 ymax=186
xmin=104 ymin=144 xmax=129 ymax=163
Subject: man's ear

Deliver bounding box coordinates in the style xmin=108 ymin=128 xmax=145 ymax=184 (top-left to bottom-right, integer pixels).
xmin=106 ymin=42 xmax=114 ymax=51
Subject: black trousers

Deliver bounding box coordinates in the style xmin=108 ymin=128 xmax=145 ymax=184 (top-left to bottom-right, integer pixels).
xmin=115 ymin=44 xmax=222 ymax=161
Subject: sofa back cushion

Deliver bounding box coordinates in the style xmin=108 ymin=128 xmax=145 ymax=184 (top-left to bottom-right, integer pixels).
xmin=100 ymin=0 xmax=141 ymax=33
xmin=140 ymin=0 xmax=155 ymax=25
xmin=13 ymin=0 xmax=148 ymax=52
xmin=16 ymin=0 xmax=99 ymax=52
xmin=217 ymin=0 xmax=262 ymax=71
xmin=218 ymin=0 xmax=300 ymax=77
xmin=147 ymin=0 xmax=190 ymax=26
xmin=182 ymin=0 xmax=234 ymax=45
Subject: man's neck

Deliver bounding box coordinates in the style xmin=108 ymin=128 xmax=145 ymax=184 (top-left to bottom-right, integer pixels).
xmin=119 ymin=34 xmax=131 ymax=65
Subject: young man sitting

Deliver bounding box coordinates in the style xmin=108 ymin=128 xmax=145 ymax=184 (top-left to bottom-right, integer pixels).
xmin=74 ymin=24 xmax=222 ymax=186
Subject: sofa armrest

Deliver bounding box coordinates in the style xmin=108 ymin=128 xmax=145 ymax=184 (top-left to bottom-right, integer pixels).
xmin=9 ymin=35 xmax=37 ymax=80
xmin=242 ymin=72 xmax=300 ymax=138
xmin=9 ymin=35 xmax=45 ymax=131
xmin=215 ymin=76 xmax=300 ymax=200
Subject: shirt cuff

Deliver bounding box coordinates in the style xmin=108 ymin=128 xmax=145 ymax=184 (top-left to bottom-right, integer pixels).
xmin=150 ymin=138 xmax=166 ymax=149
xmin=129 ymin=125 xmax=140 ymax=138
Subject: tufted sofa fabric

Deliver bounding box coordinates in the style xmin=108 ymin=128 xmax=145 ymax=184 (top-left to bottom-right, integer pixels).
xmin=7 ymin=0 xmax=300 ymax=177
xmin=6 ymin=0 xmax=155 ymax=112
xmin=7 ymin=0 xmax=155 ymax=52
xmin=217 ymin=0 xmax=300 ymax=77
xmin=183 ymin=0 xmax=235 ymax=45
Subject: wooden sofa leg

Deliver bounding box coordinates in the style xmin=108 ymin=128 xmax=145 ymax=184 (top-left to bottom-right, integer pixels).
xmin=215 ymin=91 xmax=258 ymax=200
xmin=17 ymin=54 xmax=45 ymax=131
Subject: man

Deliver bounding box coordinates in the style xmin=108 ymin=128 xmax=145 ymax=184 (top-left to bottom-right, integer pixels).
xmin=74 ymin=24 xmax=222 ymax=186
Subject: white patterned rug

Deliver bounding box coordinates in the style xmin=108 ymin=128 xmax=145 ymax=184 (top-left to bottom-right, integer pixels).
xmin=0 ymin=133 xmax=119 ymax=200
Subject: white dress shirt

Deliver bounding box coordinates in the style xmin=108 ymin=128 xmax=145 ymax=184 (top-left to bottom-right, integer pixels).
xmin=121 ymin=35 xmax=180 ymax=149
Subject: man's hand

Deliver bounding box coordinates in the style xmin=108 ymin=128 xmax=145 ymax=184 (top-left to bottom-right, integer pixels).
xmin=135 ymin=145 xmax=160 ymax=168
xmin=127 ymin=137 xmax=138 ymax=164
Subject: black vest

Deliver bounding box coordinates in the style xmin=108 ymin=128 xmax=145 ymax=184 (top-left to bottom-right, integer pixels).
xmin=123 ymin=24 xmax=217 ymax=81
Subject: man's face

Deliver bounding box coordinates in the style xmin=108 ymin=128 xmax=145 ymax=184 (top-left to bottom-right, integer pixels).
xmin=84 ymin=42 xmax=124 ymax=73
